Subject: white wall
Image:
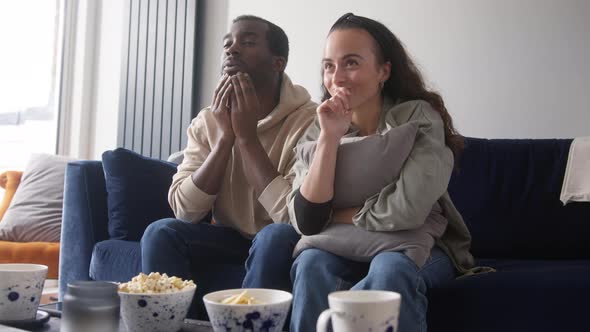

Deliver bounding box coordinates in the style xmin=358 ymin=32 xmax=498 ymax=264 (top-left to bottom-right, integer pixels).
xmin=89 ymin=0 xmax=125 ymax=159
xmin=87 ymin=0 xmax=590 ymax=152
xmin=226 ymin=0 xmax=590 ymax=138
xmin=194 ymin=0 xmax=229 ymax=110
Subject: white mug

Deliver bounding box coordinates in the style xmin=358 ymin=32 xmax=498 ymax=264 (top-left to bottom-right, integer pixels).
xmin=316 ymin=290 xmax=401 ymax=332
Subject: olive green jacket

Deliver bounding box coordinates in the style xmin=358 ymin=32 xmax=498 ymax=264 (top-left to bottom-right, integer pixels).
xmin=288 ymin=98 xmax=487 ymax=275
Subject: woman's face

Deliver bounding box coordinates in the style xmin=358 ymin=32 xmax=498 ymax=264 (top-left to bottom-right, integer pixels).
xmin=322 ymin=28 xmax=390 ymax=110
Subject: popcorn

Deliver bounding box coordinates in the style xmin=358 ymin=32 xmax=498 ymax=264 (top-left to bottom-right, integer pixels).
xmin=118 ymin=272 xmax=195 ymax=294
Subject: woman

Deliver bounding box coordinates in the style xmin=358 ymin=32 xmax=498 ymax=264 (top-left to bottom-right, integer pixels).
xmin=288 ymin=13 xmax=478 ymax=332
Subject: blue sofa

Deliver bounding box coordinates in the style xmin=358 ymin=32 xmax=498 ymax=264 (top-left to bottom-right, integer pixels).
xmin=59 ymin=138 xmax=590 ymax=331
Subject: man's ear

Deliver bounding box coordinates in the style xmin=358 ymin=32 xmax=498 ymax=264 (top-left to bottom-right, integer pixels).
xmin=272 ymin=56 xmax=287 ymax=73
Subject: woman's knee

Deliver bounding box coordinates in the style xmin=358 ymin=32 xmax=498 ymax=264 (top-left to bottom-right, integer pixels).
xmin=291 ymin=249 xmax=341 ymax=277
xmin=368 ymin=252 xmax=420 ymax=285
xmin=418 ymin=247 xmax=456 ymax=289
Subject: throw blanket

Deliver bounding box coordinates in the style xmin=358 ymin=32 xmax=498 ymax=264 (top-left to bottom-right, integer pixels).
xmin=560 ymin=137 xmax=590 ymax=204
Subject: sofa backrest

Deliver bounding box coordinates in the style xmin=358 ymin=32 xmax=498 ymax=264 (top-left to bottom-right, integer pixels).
xmin=448 ymin=137 xmax=590 ymax=260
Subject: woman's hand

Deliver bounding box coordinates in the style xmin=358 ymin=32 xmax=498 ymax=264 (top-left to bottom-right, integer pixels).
xmin=317 ymin=87 xmax=352 ymax=141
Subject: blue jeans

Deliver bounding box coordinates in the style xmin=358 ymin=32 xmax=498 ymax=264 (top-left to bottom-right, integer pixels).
xmin=243 ymin=223 xmax=301 ymax=292
xmin=141 ymin=218 xmax=298 ymax=319
xmin=290 ymin=246 xmax=456 ymax=332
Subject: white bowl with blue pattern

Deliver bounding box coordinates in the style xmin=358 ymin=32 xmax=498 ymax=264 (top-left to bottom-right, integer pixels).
xmin=203 ymin=288 xmax=292 ymax=332
xmin=0 ymin=264 xmax=48 ymax=321
xmin=118 ymin=285 xmax=196 ymax=332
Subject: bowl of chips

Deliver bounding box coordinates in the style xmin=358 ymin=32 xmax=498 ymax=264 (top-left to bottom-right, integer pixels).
xmin=203 ymin=288 xmax=292 ymax=332
xmin=118 ymin=272 xmax=196 ymax=332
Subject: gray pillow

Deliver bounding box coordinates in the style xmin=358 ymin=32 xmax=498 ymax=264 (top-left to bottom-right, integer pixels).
xmin=0 ymin=153 xmax=74 ymax=242
xmin=296 ymin=121 xmax=419 ymax=208
xmin=293 ymin=203 xmax=448 ymax=268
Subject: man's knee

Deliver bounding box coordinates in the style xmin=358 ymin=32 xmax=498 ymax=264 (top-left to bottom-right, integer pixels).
xmin=142 ymin=218 xmax=185 ymax=244
xmin=252 ymin=223 xmax=299 ymax=248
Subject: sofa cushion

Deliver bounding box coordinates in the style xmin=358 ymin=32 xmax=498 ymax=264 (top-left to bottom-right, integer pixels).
xmin=167 ymin=150 xmax=184 ymax=164
xmin=427 ymin=259 xmax=590 ymax=332
xmin=102 ymin=148 xmax=177 ymax=241
xmin=0 ymin=153 xmax=74 ymax=242
xmin=90 ymin=240 xmax=142 ymax=282
xmin=448 ymin=138 xmax=590 ymax=259
xmin=0 ymin=241 xmax=60 ymax=279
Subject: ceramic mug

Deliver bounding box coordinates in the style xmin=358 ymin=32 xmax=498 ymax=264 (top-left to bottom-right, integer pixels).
xmin=316 ymin=290 xmax=401 ymax=332
xmin=0 ymin=264 xmax=48 ymax=321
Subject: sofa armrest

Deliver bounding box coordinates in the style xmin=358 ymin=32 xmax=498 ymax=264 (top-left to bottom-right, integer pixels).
xmin=59 ymin=161 xmax=109 ymax=300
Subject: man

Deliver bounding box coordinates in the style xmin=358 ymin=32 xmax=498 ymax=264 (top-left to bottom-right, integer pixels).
xmin=140 ymin=15 xmax=315 ymax=318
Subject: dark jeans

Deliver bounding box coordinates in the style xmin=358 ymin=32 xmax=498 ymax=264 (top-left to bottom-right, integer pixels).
xmin=140 ymin=218 xmax=299 ymax=319
xmin=290 ymin=246 xmax=456 ymax=332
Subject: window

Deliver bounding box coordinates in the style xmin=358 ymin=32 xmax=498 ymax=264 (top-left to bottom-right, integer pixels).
xmin=0 ymin=0 xmax=64 ymax=198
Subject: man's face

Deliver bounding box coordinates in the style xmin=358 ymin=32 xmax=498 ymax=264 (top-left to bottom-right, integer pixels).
xmin=221 ymin=20 xmax=274 ymax=79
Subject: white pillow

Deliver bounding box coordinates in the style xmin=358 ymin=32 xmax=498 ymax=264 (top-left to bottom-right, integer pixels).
xmin=0 ymin=153 xmax=75 ymax=242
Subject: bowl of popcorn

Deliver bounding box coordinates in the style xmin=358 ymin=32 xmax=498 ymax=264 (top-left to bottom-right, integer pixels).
xmin=118 ymin=272 xmax=196 ymax=332
xmin=203 ymin=288 xmax=292 ymax=332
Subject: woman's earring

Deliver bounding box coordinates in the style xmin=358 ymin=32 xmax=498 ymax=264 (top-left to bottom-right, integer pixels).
xmin=379 ymin=81 xmax=384 ymax=89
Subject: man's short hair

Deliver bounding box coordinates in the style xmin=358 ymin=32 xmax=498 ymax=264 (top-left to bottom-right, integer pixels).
xmin=233 ymin=15 xmax=289 ymax=62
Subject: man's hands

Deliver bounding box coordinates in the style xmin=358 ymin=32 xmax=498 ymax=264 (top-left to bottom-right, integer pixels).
xmin=210 ymin=72 xmax=260 ymax=146
xmin=207 ymin=72 xmax=277 ymax=196
xmin=230 ymin=73 xmax=260 ymax=143
xmin=211 ymin=74 xmax=235 ymax=145
xmin=317 ymin=87 xmax=352 ymax=141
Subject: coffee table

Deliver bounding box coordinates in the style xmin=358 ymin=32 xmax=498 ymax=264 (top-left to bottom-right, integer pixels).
xmin=0 ymin=317 xmax=214 ymax=331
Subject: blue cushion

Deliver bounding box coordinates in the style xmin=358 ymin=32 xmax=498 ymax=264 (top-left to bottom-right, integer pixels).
xmin=448 ymin=138 xmax=590 ymax=260
xmin=90 ymin=240 xmax=142 ymax=282
xmin=427 ymin=259 xmax=590 ymax=332
xmin=102 ymin=148 xmax=177 ymax=241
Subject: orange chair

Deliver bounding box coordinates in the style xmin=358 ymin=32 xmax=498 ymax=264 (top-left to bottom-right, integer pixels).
xmin=0 ymin=171 xmax=60 ymax=279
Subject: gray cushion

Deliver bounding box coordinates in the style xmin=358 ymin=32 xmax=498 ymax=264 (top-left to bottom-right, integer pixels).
xmin=0 ymin=153 xmax=74 ymax=242
xmin=296 ymin=121 xmax=419 ymax=208
xmin=167 ymin=150 xmax=184 ymax=164
xmin=293 ymin=204 xmax=448 ymax=267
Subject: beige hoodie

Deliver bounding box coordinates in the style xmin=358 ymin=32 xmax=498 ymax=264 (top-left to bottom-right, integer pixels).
xmin=168 ymin=74 xmax=317 ymax=237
